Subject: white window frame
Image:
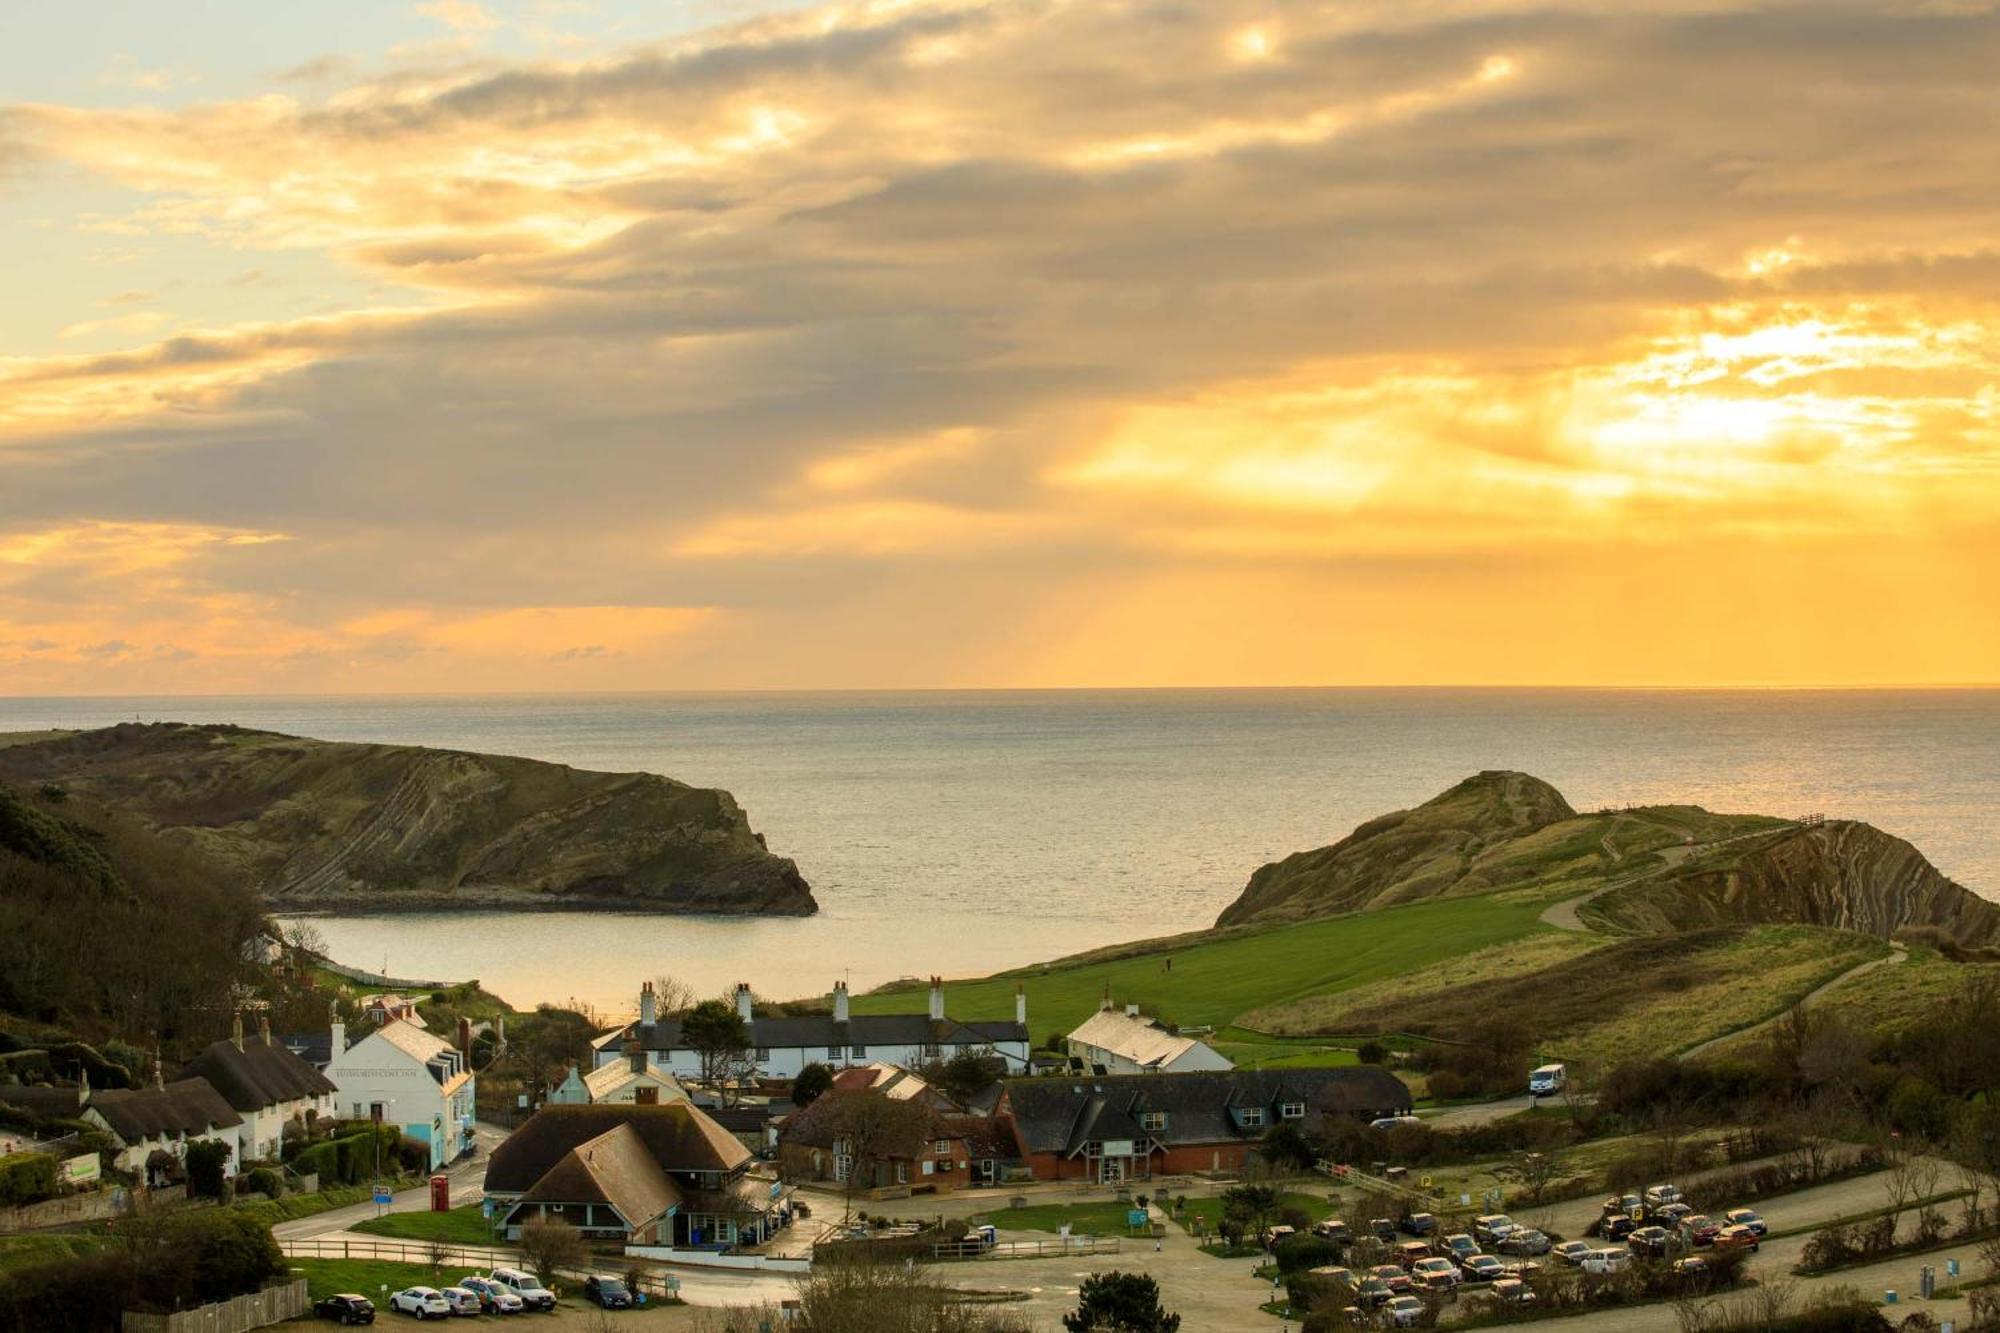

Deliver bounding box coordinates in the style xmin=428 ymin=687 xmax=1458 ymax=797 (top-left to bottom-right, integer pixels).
xmin=1140 ymin=1111 xmax=1166 ymax=1132
xmin=934 ymin=1139 xmax=951 ymax=1155
xmin=1239 ymin=1108 xmax=1265 ymax=1128
xmin=1280 ymin=1102 xmax=1306 ymax=1120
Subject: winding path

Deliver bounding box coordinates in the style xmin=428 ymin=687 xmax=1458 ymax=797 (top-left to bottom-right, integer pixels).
xmin=1676 ymin=942 xmax=1908 ymax=1060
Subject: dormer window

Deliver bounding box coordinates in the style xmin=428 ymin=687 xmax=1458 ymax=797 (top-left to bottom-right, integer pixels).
xmin=1238 ymin=1107 xmax=1265 ymax=1128
xmin=1280 ymin=1102 xmax=1306 ymax=1120
xmin=1140 ymin=1111 xmax=1167 ymax=1132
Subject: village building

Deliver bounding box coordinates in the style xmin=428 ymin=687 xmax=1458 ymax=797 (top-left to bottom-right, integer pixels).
xmin=999 ymin=1067 xmax=1412 ymax=1184
xmin=178 ymin=1014 xmax=338 ymax=1164
xmin=778 ymin=1087 xmax=1017 ymax=1193
xmin=356 ymin=994 xmax=427 ymax=1028
xmin=485 ymin=1103 xmax=791 ymax=1251
xmin=1066 ymin=1000 xmax=1233 ymax=1075
xmin=549 ymin=1040 xmax=688 ymax=1107
xmin=84 ymin=1069 xmax=243 ymax=1184
xmin=323 ymin=1013 xmax=476 ymax=1170
xmin=593 ymin=978 xmax=1031 ymax=1081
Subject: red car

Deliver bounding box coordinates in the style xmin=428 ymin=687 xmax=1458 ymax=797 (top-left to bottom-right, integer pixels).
xmin=1682 ymin=1215 xmax=1723 ymax=1246
xmin=1370 ymin=1264 xmax=1415 ymax=1294
xmin=1712 ymin=1225 xmax=1760 ymax=1253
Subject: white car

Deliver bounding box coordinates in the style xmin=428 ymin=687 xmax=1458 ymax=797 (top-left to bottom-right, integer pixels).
xmin=1643 ymin=1184 xmax=1683 ymax=1209
xmin=489 ymin=1267 xmax=557 ymax=1312
xmin=440 ymin=1287 xmax=482 ymax=1317
xmin=1582 ymin=1247 xmax=1632 ymax=1274
xmin=1384 ymin=1295 xmax=1425 ymax=1327
xmin=389 ymin=1287 xmax=452 ymax=1319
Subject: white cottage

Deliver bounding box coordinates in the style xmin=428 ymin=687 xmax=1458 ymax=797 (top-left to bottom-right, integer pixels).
xmin=178 ymin=1014 xmax=338 ymax=1164
xmin=1066 ymin=1001 xmax=1234 ymax=1075
xmin=84 ymin=1070 xmax=243 ymax=1184
xmin=324 ymin=1017 xmax=476 ymax=1170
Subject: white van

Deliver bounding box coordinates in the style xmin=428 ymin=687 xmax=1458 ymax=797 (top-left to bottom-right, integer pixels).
xmin=1581 ymin=1247 xmax=1631 ymax=1274
xmin=1528 ymin=1064 xmax=1566 ymax=1096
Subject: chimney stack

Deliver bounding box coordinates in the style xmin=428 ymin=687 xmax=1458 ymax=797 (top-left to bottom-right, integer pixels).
xmin=928 ymin=975 xmax=945 ymax=1023
xmin=458 ymin=1016 xmax=473 ymax=1059
xmin=625 ymin=1036 xmax=644 ymax=1075
xmin=152 ymin=1047 xmax=165 ymax=1092
xmin=329 ymin=1001 xmax=345 ymax=1059
xmin=735 ymin=982 xmax=754 ymax=1025
xmin=833 ymin=980 xmax=849 ymax=1024
xmin=639 ymin=980 xmax=657 ymax=1027
xmin=231 ymin=1011 xmax=245 ymax=1052
xmin=259 ymin=1012 xmax=273 ymax=1045
xmin=1016 ymin=983 xmax=1027 ymax=1027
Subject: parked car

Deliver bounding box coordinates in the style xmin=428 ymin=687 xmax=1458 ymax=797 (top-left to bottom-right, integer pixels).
xmin=1553 ymin=1240 xmax=1593 ymax=1266
xmin=439 ymin=1288 xmax=482 ymax=1317
xmin=1673 ymin=1256 xmax=1710 ymax=1278
xmin=315 ymin=1294 xmax=377 ymax=1325
xmin=1314 ymin=1218 xmax=1353 ymax=1245
xmin=1369 ymin=1263 xmax=1415 ymax=1295
xmin=1712 ymin=1225 xmax=1761 ymax=1253
xmin=488 ymin=1269 xmax=558 ymax=1312
xmin=1681 ymin=1215 xmax=1723 ymax=1247
xmin=1353 ymin=1277 xmax=1394 ymax=1308
xmin=1383 ymin=1295 xmax=1426 ymax=1328
xmin=1528 ymin=1063 xmax=1567 ymax=1097
xmin=1643 ymin=1184 xmax=1683 ymax=1209
xmin=1401 ymin=1212 xmax=1438 ymax=1237
xmin=1262 ymin=1224 xmax=1298 ymax=1249
xmin=1370 ymin=1115 xmax=1423 ymax=1131
xmin=1441 ymin=1233 xmax=1480 ymax=1264
xmin=1501 ymin=1260 xmax=1543 ymax=1281
xmin=1370 ymin=1217 xmax=1399 ymax=1244
xmin=1393 ymin=1240 xmax=1433 ymax=1270
xmin=1628 ymin=1225 xmax=1674 ymax=1257
xmin=1307 ymin=1265 xmax=1355 ymax=1289
xmin=1615 ymin=1193 xmax=1643 ymax=1217
xmin=1497 ymin=1228 xmax=1550 ymax=1256
xmin=1472 ymin=1214 xmax=1517 ymax=1244
xmin=1489 ymin=1277 xmax=1536 ymax=1306
xmin=455 ymin=1276 xmax=523 ymax=1314
xmin=1581 ymin=1247 xmax=1632 ymax=1275
xmin=1460 ymin=1254 xmax=1507 ymax=1284
xmin=1654 ymin=1202 xmax=1694 ymax=1224
xmin=1410 ymin=1257 xmax=1459 ymax=1291
xmin=1601 ymin=1213 xmax=1637 ymax=1241
xmin=388 ymin=1288 xmax=451 ymax=1320
xmin=1725 ymin=1208 xmax=1768 ymax=1237
xmin=584 ymin=1275 xmax=634 ymax=1309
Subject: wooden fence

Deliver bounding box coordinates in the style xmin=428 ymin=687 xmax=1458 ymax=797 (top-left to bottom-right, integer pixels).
xmin=281 ymin=1235 xmax=513 ymax=1268
xmin=932 ymin=1235 xmax=1121 ymax=1261
xmin=122 ymin=1279 xmax=307 ymax=1333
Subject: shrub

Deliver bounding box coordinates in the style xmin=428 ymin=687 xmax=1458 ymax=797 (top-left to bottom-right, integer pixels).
xmin=0 ymin=1151 xmax=59 ymax=1206
xmin=1356 ymin=1041 xmax=1389 ymax=1065
xmin=1272 ymin=1233 xmax=1340 ymax=1273
xmin=184 ymin=1140 xmax=230 ymax=1199
xmin=244 ymin=1166 xmax=282 ymax=1199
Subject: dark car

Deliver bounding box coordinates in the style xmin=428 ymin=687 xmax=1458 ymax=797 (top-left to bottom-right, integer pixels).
xmin=1353 ymin=1277 xmax=1394 ymax=1309
xmin=584 ymin=1275 xmax=634 ymax=1309
xmin=1601 ymin=1213 xmax=1637 ymax=1241
xmin=1628 ymin=1225 xmax=1673 ymax=1257
xmin=1314 ymin=1218 xmax=1353 ymax=1246
xmin=314 ymin=1294 xmax=376 ymax=1326
xmin=1370 ymin=1217 xmax=1399 ymax=1244
xmin=1401 ymin=1212 xmax=1438 ymax=1237
xmin=1497 ymin=1228 xmax=1550 ymax=1257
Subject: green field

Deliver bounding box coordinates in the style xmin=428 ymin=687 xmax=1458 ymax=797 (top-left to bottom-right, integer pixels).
xmin=0 ymin=1232 xmax=109 ymax=1274
xmin=1212 ymin=1030 xmax=1363 ymax=1069
xmin=286 ymin=1257 xmax=465 ymax=1303
xmin=974 ymin=1200 xmax=1157 ymax=1235
xmin=352 ymin=1202 xmax=497 ymax=1245
xmin=851 ymin=889 xmax=1570 ymax=1038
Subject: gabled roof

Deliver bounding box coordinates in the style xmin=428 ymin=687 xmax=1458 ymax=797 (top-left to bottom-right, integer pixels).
xmin=516 ymin=1123 xmax=681 ymax=1228
xmin=88 ymin=1078 xmax=243 ymax=1143
xmin=486 ymin=1103 xmax=750 ymax=1196
xmin=369 ymin=1019 xmax=452 ymax=1063
xmin=1067 ymin=1008 xmax=1221 ymax=1070
xmin=583 ymin=1059 xmax=686 ymax=1103
xmin=1003 ymin=1068 xmax=1412 ymax=1156
xmin=179 ymin=1036 xmax=336 ymax=1114
xmin=625 ymin=1013 xmax=1029 ymax=1053
xmin=938 ymin=1114 xmax=1018 ymax=1161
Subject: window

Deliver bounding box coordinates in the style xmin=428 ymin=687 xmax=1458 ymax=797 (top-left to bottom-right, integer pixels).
xmin=1140 ymin=1111 xmax=1166 ymax=1132
xmin=1280 ymin=1102 xmax=1305 ymax=1120
xmin=1239 ymin=1108 xmax=1265 ymax=1128
xmin=934 ymin=1140 xmax=951 ymax=1155
xmin=827 ymin=1046 xmax=844 ymax=1060
xmin=755 ymin=1047 xmax=770 ymax=1060
xmin=850 ymin=1043 xmax=866 ymax=1057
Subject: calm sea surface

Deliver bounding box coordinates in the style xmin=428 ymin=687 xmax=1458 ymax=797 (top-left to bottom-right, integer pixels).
xmin=0 ymin=690 xmax=1993 ymax=1012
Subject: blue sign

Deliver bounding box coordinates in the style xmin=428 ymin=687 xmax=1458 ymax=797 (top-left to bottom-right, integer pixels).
xmin=373 ymin=1188 xmax=394 ymax=1206
xmin=1128 ymin=1209 xmax=1149 ymax=1229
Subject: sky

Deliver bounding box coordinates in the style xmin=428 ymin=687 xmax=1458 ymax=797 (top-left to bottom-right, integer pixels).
xmin=1 ymin=0 xmax=1997 ymax=693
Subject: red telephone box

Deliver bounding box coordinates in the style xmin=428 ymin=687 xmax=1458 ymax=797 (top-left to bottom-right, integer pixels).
xmin=429 ymin=1174 xmax=451 ymax=1212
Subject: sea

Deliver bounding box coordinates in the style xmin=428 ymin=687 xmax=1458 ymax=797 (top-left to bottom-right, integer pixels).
xmin=0 ymin=689 xmax=1994 ymax=1014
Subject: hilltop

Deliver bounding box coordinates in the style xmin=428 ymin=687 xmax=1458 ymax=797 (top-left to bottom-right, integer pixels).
xmin=0 ymin=723 xmax=816 ymax=916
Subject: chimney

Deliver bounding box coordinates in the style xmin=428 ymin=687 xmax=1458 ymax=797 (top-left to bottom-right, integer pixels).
xmin=457 ymin=1016 xmax=473 ymax=1058
xmin=152 ymin=1048 xmax=165 ymax=1092
xmin=735 ymin=982 xmax=754 ymax=1025
xmin=833 ymin=980 xmax=849 ymax=1024
xmin=231 ymin=1011 xmax=245 ymax=1052
xmin=1126 ymin=1002 xmax=1140 ymax=1019
xmin=1101 ymin=982 xmax=1113 ymax=1011
xmin=928 ymin=976 xmax=945 ymax=1023
xmin=330 ymin=1001 xmax=345 ymax=1059
xmin=1016 ymin=983 xmax=1027 ymax=1027
xmin=639 ymin=980 xmax=657 ymax=1027
xmin=259 ymin=1012 xmax=273 ymax=1046
xmin=625 ymin=1037 xmax=644 ymax=1075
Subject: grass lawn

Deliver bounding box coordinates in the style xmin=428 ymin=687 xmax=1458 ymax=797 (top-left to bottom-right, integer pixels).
xmin=974 ymin=1200 xmax=1154 ymax=1235
xmin=232 ymin=1184 xmax=384 ymax=1228
xmin=0 ymin=1232 xmax=109 ymax=1274
xmin=1212 ymin=1029 xmax=1362 ymax=1069
xmin=287 ymin=1257 xmax=468 ymax=1303
xmin=352 ymin=1202 xmax=498 ymax=1245
xmin=853 ymin=891 xmax=1569 ymax=1038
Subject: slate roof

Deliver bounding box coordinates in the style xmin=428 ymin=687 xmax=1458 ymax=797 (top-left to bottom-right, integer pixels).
xmin=625 ymin=1013 xmax=1029 ymax=1053
xmin=486 ymin=1103 xmax=750 ymax=1196
xmin=516 ymin=1123 xmax=681 ymax=1228
xmin=1003 ymin=1068 xmax=1411 ymax=1156
xmin=88 ymin=1078 xmax=242 ymax=1143
xmin=939 ymin=1114 xmax=1018 ymax=1161
xmin=179 ymin=1036 xmax=336 ymax=1114
xmin=278 ymin=1033 xmax=333 ymax=1068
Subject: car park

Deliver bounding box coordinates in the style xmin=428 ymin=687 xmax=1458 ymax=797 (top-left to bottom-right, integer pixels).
xmin=1553 ymin=1240 xmax=1593 ymax=1266
xmin=1643 ymin=1184 xmax=1683 ymax=1209
xmin=1497 ymin=1228 xmax=1550 ymax=1256
xmin=315 ymin=1294 xmax=377 ymax=1325
xmin=1370 ymin=1263 xmax=1415 ymax=1295
xmin=455 ymin=1276 xmax=523 ymax=1314
xmin=1581 ymin=1247 xmax=1632 ymax=1274
xmin=1681 ymin=1215 xmax=1722 ymax=1246
xmin=1410 ymin=1257 xmax=1460 ymax=1291
xmin=583 ymin=1275 xmax=634 ymax=1309
xmin=1628 ymin=1225 xmax=1673 ymax=1257
xmin=1384 ymin=1294 xmax=1426 ymax=1327
xmin=1472 ymin=1214 xmax=1517 ymax=1243
xmin=1314 ymin=1218 xmax=1353 ymax=1245
xmin=440 ymin=1288 xmax=482 ymax=1317
xmin=1489 ymin=1277 xmax=1536 ymax=1306
xmin=1370 ymin=1217 xmax=1399 ymax=1244
xmin=1460 ymin=1254 xmax=1506 ymax=1283
xmin=388 ymin=1288 xmax=451 ymax=1320
xmin=1725 ymin=1209 xmax=1768 ymax=1237
xmin=1401 ymin=1212 xmax=1438 ymax=1237
xmin=488 ymin=1269 xmax=558 ymax=1312
xmin=1394 ymin=1240 xmax=1434 ymax=1269
xmin=1712 ymin=1225 xmax=1760 ymax=1253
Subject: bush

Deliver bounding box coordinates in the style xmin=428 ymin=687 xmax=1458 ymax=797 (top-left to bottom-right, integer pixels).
xmin=244 ymin=1166 xmax=282 ymax=1199
xmin=0 ymin=1151 xmax=59 ymax=1206
xmin=1272 ymin=1232 xmax=1340 ymax=1273
xmin=184 ymin=1140 xmax=230 ymax=1200
xmin=1357 ymin=1041 xmax=1388 ymax=1065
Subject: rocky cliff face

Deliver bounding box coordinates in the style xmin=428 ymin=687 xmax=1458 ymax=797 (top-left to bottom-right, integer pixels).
xmin=1216 ymin=770 xmax=1576 ymax=926
xmin=1592 ymin=820 xmax=2000 ymax=945
xmin=0 ymin=723 xmax=816 ymax=916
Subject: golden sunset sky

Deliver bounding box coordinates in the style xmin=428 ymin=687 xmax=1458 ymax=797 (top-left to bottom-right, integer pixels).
xmin=1 ymin=0 xmax=1996 ymax=692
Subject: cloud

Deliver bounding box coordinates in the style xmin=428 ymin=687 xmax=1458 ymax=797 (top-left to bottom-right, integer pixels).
xmin=0 ymin=0 xmax=1997 ymax=688
xmin=417 ymin=0 xmax=502 ymax=35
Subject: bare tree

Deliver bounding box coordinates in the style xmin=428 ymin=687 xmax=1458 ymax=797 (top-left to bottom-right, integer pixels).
xmin=516 ymin=1218 xmax=587 ymax=1282
xmin=650 ymin=974 xmax=697 ymax=1017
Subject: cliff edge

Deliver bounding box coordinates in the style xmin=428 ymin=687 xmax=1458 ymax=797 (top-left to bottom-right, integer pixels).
xmin=0 ymin=723 xmax=816 ymax=916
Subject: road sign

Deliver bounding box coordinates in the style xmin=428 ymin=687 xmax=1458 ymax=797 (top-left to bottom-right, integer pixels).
xmin=373 ymin=1187 xmax=394 ymax=1206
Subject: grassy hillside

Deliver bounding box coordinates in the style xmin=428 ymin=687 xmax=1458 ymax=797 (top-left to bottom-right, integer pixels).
xmin=851 ymin=887 xmax=1574 ymax=1040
